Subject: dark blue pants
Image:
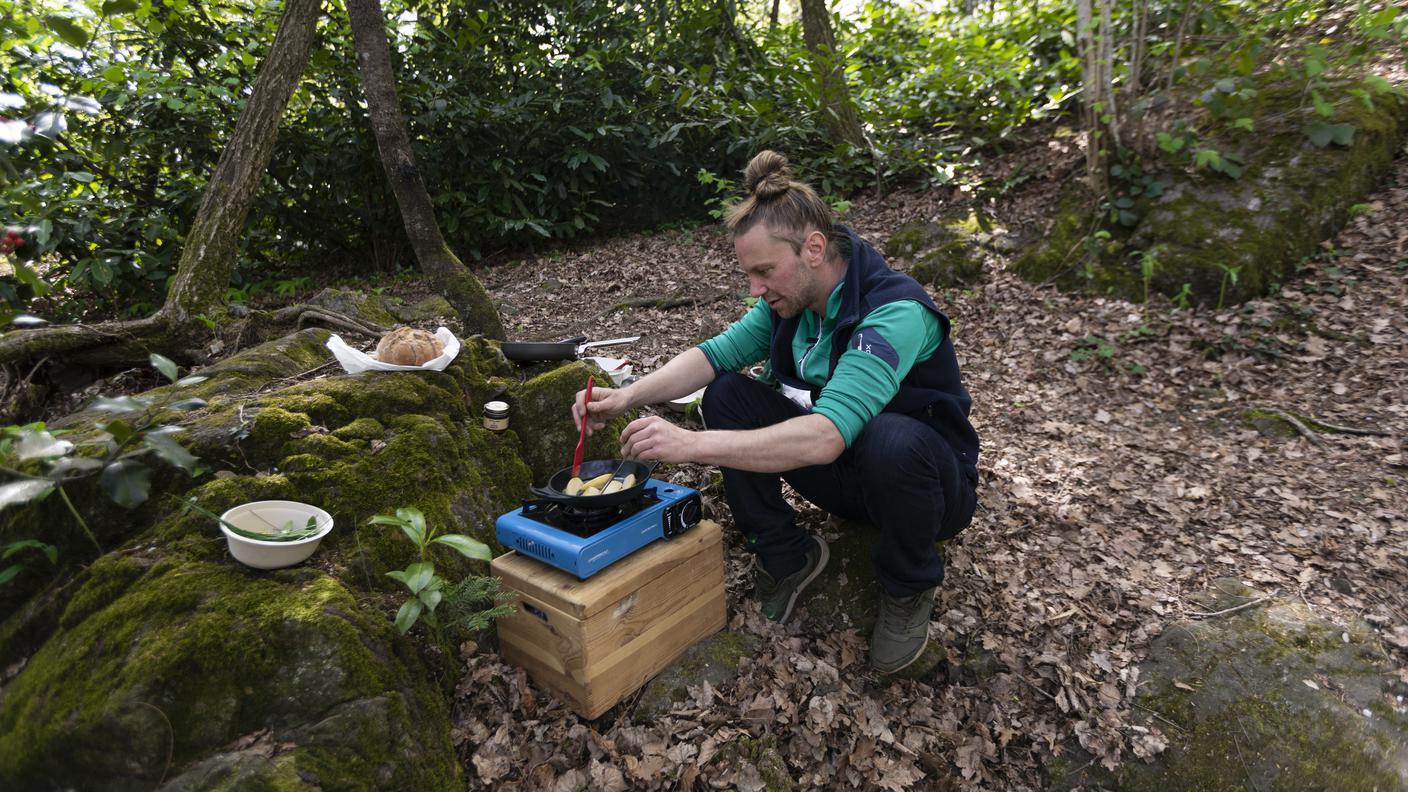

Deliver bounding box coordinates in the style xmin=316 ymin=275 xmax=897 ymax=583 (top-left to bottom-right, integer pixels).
xmin=701 ymin=372 xmax=977 ymax=597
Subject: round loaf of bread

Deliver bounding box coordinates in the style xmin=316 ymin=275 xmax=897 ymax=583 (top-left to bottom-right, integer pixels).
xmin=375 ymin=327 xmax=444 ymax=366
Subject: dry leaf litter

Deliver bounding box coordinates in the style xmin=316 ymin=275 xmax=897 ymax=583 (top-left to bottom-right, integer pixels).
xmin=461 ymin=152 xmax=1408 ymax=790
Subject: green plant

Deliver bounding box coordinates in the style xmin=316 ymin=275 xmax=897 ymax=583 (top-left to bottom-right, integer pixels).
xmin=1070 ymin=334 xmax=1116 ymax=364
xmin=1 ymin=538 xmax=57 ymax=586
xmin=0 ymin=353 xmax=207 ymax=553
xmin=1139 ymin=250 xmax=1157 ymax=310
xmin=368 ymin=506 xmax=493 ymax=635
xmin=439 ymin=575 xmax=516 ymax=633
xmin=1171 ymin=282 xmax=1194 ymax=310
xmin=1215 ymin=262 xmax=1243 ymax=309
xmin=273 ymin=276 xmax=311 ymax=299
xmin=696 ymin=168 xmax=737 ymax=221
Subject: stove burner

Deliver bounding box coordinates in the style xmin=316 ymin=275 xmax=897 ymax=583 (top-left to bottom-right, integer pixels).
xmin=520 ymin=487 xmax=662 ymax=538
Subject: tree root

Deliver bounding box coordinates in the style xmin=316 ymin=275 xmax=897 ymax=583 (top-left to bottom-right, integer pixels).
xmin=0 ymin=314 xmax=178 ymax=368
xmin=269 ymin=304 xmax=387 ymax=337
xmin=1249 ymin=404 xmax=1394 ymax=442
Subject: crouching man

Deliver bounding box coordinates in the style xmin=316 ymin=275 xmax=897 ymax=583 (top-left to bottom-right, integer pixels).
xmin=573 ymin=150 xmax=979 ymax=673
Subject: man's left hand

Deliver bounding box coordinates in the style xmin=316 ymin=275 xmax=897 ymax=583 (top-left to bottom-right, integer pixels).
xmin=619 ymin=416 xmax=696 ymax=463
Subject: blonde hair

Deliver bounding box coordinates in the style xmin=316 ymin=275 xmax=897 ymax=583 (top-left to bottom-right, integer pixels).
xmin=724 ymin=150 xmax=838 ymax=256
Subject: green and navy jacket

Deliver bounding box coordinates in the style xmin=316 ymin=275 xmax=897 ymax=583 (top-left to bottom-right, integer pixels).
xmin=700 ymin=225 xmax=979 ymax=472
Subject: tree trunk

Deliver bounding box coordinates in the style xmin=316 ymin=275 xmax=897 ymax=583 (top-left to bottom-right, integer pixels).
xmin=1076 ymin=0 xmax=1109 ymax=194
xmin=798 ymin=0 xmax=867 ymax=150
xmin=0 ymin=0 xmax=323 ymax=367
xmin=345 ymin=0 xmax=506 ymax=340
xmin=769 ymin=0 xmax=780 ymax=32
xmin=718 ymin=0 xmax=754 ymax=63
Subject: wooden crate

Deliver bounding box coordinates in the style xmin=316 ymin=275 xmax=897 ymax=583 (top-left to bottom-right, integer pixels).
xmin=492 ymin=519 xmax=725 ymax=719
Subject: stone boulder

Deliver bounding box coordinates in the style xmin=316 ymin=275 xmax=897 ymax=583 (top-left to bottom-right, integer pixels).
xmin=884 ymin=215 xmax=988 ymax=290
xmin=0 ymin=320 xmax=627 ymax=789
xmin=1048 ymin=579 xmax=1408 ymax=789
xmin=1014 ymin=78 xmax=1408 ymax=305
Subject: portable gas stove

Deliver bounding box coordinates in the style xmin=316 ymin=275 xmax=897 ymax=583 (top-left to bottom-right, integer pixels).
xmin=496 ymin=479 xmax=702 ymax=579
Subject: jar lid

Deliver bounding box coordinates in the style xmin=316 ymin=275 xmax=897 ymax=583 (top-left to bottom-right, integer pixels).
xmin=484 ymin=400 xmax=509 ymax=412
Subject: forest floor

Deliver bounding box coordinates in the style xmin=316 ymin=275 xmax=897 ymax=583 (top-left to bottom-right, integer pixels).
xmin=453 ymin=144 xmax=1408 ymax=791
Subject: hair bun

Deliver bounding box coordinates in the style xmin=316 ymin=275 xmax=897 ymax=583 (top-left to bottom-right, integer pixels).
xmin=743 ymin=150 xmax=791 ymax=201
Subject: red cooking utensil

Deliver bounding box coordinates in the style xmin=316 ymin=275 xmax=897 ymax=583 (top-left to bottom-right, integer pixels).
xmin=571 ymin=375 xmax=594 ymax=478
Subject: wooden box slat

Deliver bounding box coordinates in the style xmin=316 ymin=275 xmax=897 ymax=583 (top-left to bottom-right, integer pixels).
xmin=492 ymin=520 xmax=725 ymax=719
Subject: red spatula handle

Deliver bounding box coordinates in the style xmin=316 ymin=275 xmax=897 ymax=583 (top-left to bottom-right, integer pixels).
xmin=572 ymin=375 xmax=594 ymax=478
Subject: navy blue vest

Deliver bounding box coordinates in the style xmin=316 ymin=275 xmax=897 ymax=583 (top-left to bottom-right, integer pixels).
xmin=768 ymin=225 xmax=980 ymax=471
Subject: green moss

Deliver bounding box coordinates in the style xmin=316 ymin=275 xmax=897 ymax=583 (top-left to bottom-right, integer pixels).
xmin=509 ymin=361 xmax=630 ymax=484
xmin=59 ymin=554 xmax=148 ymax=629
xmin=249 ymin=407 xmax=313 ymax=460
xmin=1243 ymin=408 xmax=1303 ymax=439
xmin=1015 ymin=77 xmax=1407 ymax=305
xmin=387 ymin=295 xmax=455 ymax=324
xmin=285 ymin=433 xmax=362 ymax=463
xmin=442 ymin=268 xmax=506 ymax=341
xmin=1121 ymin=690 xmax=1402 ymax=791
xmin=174 ymin=329 xmax=334 ymax=405
xmin=884 ymin=216 xmax=985 ymax=288
xmin=634 ymin=631 xmax=758 ymax=722
xmin=305 ymin=288 xmax=399 ymax=328
xmin=1112 ymin=592 xmax=1406 ymax=792
xmin=0 ymin=559 xmax=461 ymax=790
xmin=332 ymin=418 xmax=385 ymax=442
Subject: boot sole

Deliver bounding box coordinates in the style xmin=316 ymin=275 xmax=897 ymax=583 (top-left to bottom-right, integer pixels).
xmin=776 ymin=537 xmax=830 ymax=623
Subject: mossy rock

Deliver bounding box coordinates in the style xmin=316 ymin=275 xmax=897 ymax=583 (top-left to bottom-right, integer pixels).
xmin=799 ymin=519 xmax=947 ymax=680
xmin=306 ymin=287 xmax=399 ymax=329
xmin=507 ymin=360 xmax=630 ymax=484
xmin=0 ymin=557 xmax=461 ymax=790
xmin=633 ymin=630 xmax=759 ymax=723
xmin=0 ymin=323 xmax=560 ymax=788
xmin=885 ymin=217 xmax=986 ymax=289
xmin=386 ymin=294 xmax=456 ymax=325
xmin=1047 ymin=579 xmax=1407 ymax=790
xmin=1015 ymin=77 xmax=1408 ymax=305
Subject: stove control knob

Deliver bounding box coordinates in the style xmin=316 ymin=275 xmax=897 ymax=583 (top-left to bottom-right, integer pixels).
xmin=678 ymin=496 xmax=701 ymax=531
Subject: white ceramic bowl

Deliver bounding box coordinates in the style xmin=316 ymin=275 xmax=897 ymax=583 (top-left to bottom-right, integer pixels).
xmin=586 ymin=356 xmax=632 ymax=386
xmin=219 ymin=500 xmax=334 ymax=570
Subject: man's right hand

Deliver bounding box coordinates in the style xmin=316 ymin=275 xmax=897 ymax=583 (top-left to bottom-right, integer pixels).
xmin=573 ymin=385 xmax=631 ymax=436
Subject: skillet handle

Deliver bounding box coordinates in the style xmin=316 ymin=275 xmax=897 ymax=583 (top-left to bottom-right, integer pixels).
xmin=529 ymin=486 xmax=561 ymax=500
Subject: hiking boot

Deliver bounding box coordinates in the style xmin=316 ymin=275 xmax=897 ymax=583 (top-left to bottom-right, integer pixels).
xmin=870 ymin=585 xmax=937 ymax=673
xmin=754 ymin=535 xmax=829 ymax=623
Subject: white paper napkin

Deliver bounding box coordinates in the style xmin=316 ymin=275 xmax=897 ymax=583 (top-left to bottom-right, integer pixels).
xmin=325 ymin=327 xmax=460 ymax=373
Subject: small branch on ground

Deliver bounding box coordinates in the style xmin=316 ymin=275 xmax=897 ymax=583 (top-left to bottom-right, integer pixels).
xmin=1257 ymin=407 xmax=1325 ymax=446
xmin=1185 ymin=593 xmax=1276 ymax=619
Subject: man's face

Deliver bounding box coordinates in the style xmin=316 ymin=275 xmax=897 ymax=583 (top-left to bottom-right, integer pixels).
xmin=735 ymin=225 xmax=823 ymax=319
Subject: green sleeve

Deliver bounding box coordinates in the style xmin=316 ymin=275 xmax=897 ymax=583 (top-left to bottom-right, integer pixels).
xmin=697 ymin=300 xmax=773 ymax=372
xmin=812 ymin=301 xmax=944 ymax=447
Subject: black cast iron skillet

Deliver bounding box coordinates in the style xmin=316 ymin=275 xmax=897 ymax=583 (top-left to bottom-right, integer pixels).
xmin=530 ymin=458 xmax=659 ymax=508
xmin=500 ymin=335 xmax=587 ymax=362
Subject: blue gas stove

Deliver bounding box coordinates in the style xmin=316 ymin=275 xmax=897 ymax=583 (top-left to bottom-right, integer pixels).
xmin=496 ymin=479 xmax=703 ymax=579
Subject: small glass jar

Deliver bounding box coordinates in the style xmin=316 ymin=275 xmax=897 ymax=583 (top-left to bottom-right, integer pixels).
xmin=482 ymin=400 xmax=510 ymax=432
